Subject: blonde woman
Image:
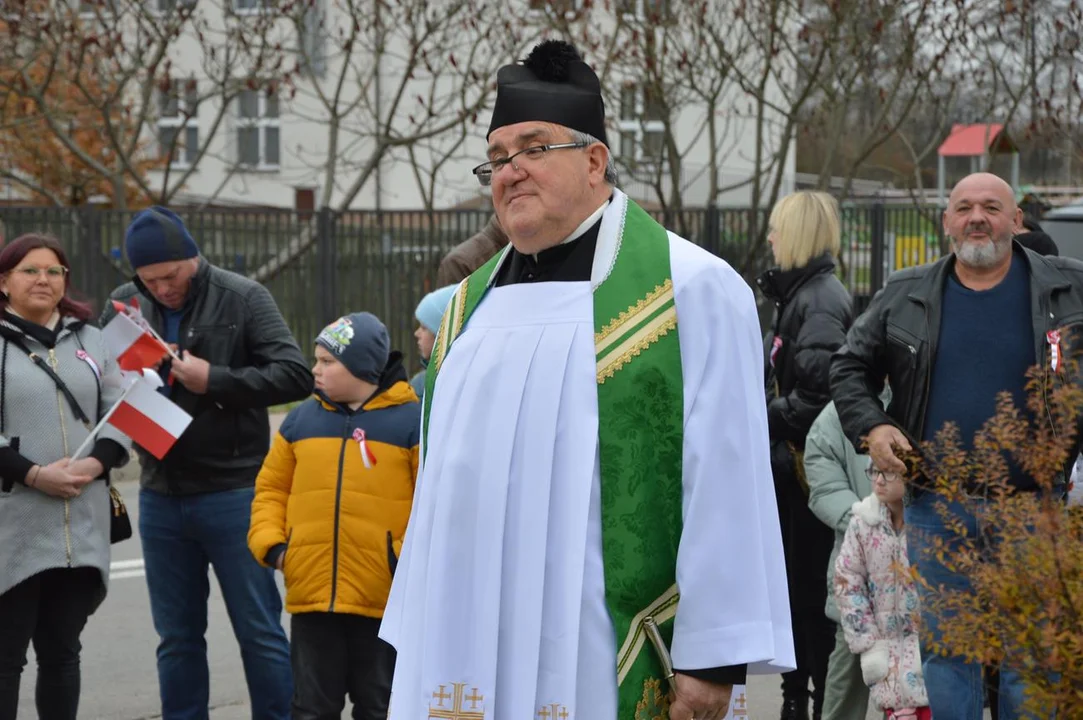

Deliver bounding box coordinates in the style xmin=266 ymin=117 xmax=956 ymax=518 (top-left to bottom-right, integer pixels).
xmin=756 ymin=191 xmax=853 ymax=720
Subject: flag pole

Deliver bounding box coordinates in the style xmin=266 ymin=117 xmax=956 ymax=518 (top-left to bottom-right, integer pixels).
xmin=70 ymin=376 xmax=143 ymax=460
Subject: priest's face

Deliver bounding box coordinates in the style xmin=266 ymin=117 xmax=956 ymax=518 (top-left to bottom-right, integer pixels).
xmin=487 ymin=121 xmax=606 ymax=254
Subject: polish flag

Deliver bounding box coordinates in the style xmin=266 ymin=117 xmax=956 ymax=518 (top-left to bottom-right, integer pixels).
xmin=103 ymin=304 xmax=170 ymax=372
xmin=107 ymin=373 xmax=192 ymax=459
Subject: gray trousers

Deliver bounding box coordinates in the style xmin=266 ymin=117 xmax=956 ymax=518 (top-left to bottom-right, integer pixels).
xmin=822 ymin=622 xmax=871 ymax=720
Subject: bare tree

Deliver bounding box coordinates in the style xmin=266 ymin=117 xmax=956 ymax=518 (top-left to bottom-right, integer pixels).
xmin=0 ymin=0 xmax=290 ymax=209
xmin=245 ymin=0 xmax=528 ymax=281
xmin=1027 ymin=0 xmax=1083 ymax=184
xmin=799 ymin=0 xmax=966 ymax=199
xmin=686 ymin=0 xmax=838 ymax=278
xmin=278 ymin=0 xmax=530 ymax=212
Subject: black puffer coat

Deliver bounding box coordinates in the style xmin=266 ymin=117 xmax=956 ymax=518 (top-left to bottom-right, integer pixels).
xmin=758 ymin=253 xmax=854 ymax=451
xmin=757 ymin=253 xmax=853 ymax=615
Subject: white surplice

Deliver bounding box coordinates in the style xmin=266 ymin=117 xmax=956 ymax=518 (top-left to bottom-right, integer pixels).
xmin=380 ymin=191 xmax=795 ymax=719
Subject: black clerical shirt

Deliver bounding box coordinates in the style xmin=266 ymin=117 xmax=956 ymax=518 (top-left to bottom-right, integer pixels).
xmin=494 ymin=214 xmax=748 ymax=687
xmin=493 ymin=217 xmax=601 ymax=285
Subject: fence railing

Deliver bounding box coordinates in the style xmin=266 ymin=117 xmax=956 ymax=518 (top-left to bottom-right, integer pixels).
xmin=0 ymin=203 xmax=945 ymax=371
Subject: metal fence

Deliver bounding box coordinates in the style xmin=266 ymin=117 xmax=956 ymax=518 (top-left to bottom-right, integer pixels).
xmin=0 ymin=203 xmax=945 ymax=371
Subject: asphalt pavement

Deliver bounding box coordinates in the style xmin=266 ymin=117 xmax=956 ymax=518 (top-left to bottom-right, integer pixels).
xmin=14 ymin=475 xmax=276 ymax=720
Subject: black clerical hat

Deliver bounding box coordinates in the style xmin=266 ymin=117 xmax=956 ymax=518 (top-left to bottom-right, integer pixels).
xmin=487 ymin=40 xmax=608 ymax=147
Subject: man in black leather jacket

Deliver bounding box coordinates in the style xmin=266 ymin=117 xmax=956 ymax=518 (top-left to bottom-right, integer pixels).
xmin=101 ymin=206 xmax=312 ymax=720
xmin=829 ymin=173 xmax=1083 ymax=719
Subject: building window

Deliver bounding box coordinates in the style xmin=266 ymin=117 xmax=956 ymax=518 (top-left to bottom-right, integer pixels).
xmin=76 ymin=0 xmax=121 ymax=15
xmin=299 ymin=0 xmax=326 ymax=78
xmin=232 ymin=0 xmax=271 ymax=13
xmin=617 ymin=0 xmax=673 ymax=21
xmin=156 ymin=0 xmax=196 ymax=14
xmin=527 ymin=0 xmax=582 ymax=13
xmin=237 ymin=89 xmax=280 ymax=169
xmin=618 ymin=83 xmax=665 ymax=164
xmin=158 ymin=80 xmax=199 ymax=167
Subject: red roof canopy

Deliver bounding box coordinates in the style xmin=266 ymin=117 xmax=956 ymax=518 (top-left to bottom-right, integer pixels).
xmin=938 ymin=124 xmax=1018 ymax=157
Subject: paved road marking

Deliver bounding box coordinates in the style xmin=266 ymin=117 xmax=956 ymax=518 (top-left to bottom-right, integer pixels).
xmin=110 ymin=558 xmax=145 ymax=580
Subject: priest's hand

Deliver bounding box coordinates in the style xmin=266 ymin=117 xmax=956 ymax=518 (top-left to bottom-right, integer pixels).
xmin=669 ymin=673 xmax=732 ymax=720
xmin=171 ymin=350 xmax=211 ymax=394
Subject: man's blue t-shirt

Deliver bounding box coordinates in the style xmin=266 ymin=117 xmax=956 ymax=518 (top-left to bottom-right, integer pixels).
xmin=158 ymin=306 xmax=185 ymax=395
xmin=922 ymin=251 xmax=1036 ymax=489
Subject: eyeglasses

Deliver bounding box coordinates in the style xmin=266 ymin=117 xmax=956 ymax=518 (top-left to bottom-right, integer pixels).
xmin=471 ymin=142 xmax=590 ymax=187
xmin=13 ymin=265 xmax=67 ymax=279
xmin=865 ymin=466 xmax=903 ymax=483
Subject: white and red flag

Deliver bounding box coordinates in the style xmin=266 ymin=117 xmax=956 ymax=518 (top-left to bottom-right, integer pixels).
xmin=72 ymin=370 xmax=192 ymax=461
xmin=102 ymin=300 xmax=172 ymax=372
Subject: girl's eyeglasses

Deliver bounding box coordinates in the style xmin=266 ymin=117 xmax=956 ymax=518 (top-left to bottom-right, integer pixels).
xmin=865 ymin=466 xmax=903 ymax=483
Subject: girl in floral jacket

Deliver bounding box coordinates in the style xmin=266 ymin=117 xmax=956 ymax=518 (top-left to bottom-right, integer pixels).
xmin=834 ymin=464 xmax=929 ymax=719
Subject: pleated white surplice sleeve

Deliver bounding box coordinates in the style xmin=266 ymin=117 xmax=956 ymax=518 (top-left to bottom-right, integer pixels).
xmin=669 ymin=235 xmax=797 ymax=675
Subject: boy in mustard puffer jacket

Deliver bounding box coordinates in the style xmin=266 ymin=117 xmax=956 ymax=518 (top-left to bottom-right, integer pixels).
xmin=248 ymin=312 xmax=420 ymax=720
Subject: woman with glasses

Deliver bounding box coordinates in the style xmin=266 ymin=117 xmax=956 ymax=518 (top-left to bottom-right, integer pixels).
xmin=834 ymin=464 xmax=929 ymax=720
xmin=758 ymin=191 xmax=854 ymax=720
xmin=0 ymin=234 xmax=131 ymax=720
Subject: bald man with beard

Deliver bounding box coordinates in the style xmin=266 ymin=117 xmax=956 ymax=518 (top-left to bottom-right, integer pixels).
xmin=829 ymin=172 xmax=1083 ymax=719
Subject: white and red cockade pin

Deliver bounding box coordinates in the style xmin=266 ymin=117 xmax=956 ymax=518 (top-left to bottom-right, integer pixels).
xmin=770 ymin=336 xmax=783 ymax=368
xmin=1047 ymin=329 xmax=1062 ymax=373
xmin=352 ymin=428 xmax=377 ymax=469
xmin=75 ymin=349 xmax=101 ymax=381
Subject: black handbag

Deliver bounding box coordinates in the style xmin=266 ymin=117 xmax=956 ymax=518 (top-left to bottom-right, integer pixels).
xmin=109 ymin=485 xmax=132 ymax=543
xmin=3 ymin=332 xmax=132 ymax=544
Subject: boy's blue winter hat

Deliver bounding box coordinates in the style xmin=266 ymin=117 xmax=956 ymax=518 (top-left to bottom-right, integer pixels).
xmin=315 ymin=312 xmax=389 ymax=384
xmin=414 ymin=285 xmax=457 ymax=335
xmin=125 ymin=206 xmax=199 ymax=270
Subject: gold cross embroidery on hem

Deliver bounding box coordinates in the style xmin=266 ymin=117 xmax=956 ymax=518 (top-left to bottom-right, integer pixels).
xmin=428 ymin=682 xmax=485 ymax=719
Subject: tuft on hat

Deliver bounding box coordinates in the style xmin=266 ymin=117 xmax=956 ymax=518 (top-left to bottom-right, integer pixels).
xmin=487 ymin=40 xmax=608 ymax=147
xmin=414 ymin=285 xmax=457 ymax=335
xmin=315 ymin=312 xmax=390 ymax=384
xmin=125 ymin=206 xmax=199 ymax=270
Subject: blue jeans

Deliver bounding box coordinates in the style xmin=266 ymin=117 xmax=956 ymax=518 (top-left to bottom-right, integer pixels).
xmin=904 ymin=490 xmax=1033 ymax=720
xmin=140 ymin=486 xmax=292 ymax=720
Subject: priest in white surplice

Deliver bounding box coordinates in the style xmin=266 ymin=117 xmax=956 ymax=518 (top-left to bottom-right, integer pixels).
xmin=379 ymin=40 xmax=794 ymax=720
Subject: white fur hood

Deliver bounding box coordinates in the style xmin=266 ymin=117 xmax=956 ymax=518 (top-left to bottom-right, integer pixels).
xmin=851 ymin=493 xmax=885 ymax=526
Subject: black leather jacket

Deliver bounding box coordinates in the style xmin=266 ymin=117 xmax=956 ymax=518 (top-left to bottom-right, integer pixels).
xmin=758 ymin=253 xmax=854 ymax=450
xmin=100 ymin=260 xmax=313 ymax=495
xmin=830 ymin=244 xmax=1083 ymax=481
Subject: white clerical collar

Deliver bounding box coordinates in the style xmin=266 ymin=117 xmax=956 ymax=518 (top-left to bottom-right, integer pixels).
xmin=532 ymin=199 xmax=611 ymax=261
xmin=563 ymin=200 xmax=610 ymax=245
